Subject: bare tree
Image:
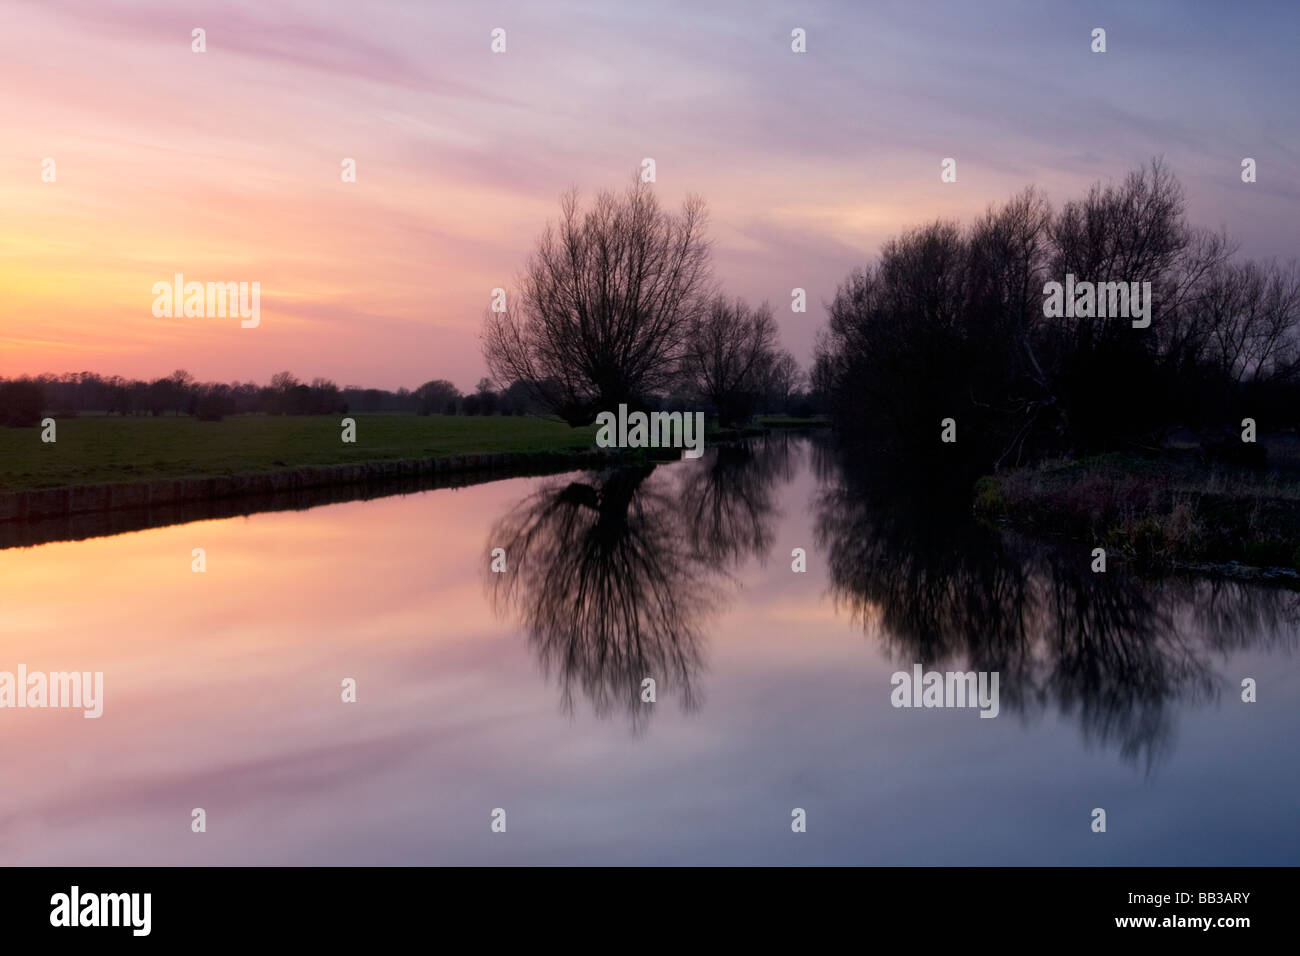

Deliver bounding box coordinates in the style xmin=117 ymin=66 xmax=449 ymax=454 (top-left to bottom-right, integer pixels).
xmin=682 ymin=296 xmax=779 ymax=425
xmin=1048 ymin=158 xmax=1190 ymax=346
xmin=269 ymin=371 xmax=298 ymax=392
xmin=483 ymin=176 xmax=713 ymax=425
xmin=1203 ymin=258 xmax=1300 ymax=386
xmin=762 ymin=349 xmax=804 ymax=413
xmin=1153 ymin=227 xmax=1237 ymax=373
xmin=169 ymin=368 xmax=196 ymax=415
xmin=815 ymin=158 xmax=1300 ymax=465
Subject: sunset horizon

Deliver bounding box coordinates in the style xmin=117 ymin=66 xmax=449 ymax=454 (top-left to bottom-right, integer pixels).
xmin=4 ymin=0 xmax=1296 ymax=391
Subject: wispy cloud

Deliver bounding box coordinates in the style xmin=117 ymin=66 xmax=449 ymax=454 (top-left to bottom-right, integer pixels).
xmin=2 ymin=0 xmax=1296 ymax=388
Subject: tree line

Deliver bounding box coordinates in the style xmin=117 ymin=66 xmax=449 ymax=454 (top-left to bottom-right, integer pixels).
xmin=812 ymin=159 xmax=1300 ymax=476
xmin=0 ymin=370 xmax=554 ymax=426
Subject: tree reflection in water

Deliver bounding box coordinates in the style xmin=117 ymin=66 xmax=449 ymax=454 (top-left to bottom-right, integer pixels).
xmin=812 ymin=437 xmax=1299 ymax=771
xmin=486 ymin=436 xmax=799 ymax=728
xmin=487 ymin=434 xmax=1295 ymax=766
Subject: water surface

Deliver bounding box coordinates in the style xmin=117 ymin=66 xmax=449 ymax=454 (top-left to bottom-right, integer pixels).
xmin=1 ymin=436 xmax=1296 ymax=865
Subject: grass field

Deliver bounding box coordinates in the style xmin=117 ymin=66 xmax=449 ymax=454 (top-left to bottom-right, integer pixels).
xmin=0 ymin=414 xmax=599 ymax=492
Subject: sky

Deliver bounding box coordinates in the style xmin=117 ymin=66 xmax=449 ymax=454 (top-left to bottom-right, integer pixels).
xmin=1 ymin=0 xmax=1297 ymax=392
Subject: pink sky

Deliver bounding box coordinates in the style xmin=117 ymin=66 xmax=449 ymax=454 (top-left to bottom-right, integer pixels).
xmin=2 ymin=0 xmax=1295 ymax=391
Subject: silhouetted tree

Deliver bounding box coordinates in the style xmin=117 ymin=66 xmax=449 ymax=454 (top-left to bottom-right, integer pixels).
xmin=474 ymin=377 xmax=499 ymax=415
xmin=761 ymin=349 xmax=804 ymax=414
xmin=0 ymin=378 xmax=44 ymax=427
xmin=815 ymin=159 xmax=1300 ymax=469
xmin=681 ymin=296 xmax=779 ymax=425
xmin=414 ymin=379 xmax=461 ymax=416
xmin=483 ymin=176 xmax=714 ymax=425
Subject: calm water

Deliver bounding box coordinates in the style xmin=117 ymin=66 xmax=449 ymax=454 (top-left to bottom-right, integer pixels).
xmin=1 ymin=435 xmax=1297 ymax=865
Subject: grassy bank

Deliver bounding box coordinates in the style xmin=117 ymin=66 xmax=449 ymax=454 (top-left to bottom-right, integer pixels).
xmin=0 ymin=414 xmax=599 ymax=493
xmin=975 ymin=451 xmax=1300 ymax=571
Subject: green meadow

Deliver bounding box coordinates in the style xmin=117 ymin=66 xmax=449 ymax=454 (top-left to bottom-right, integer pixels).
xmin=0 ymin=414 xmax=600 ymax=492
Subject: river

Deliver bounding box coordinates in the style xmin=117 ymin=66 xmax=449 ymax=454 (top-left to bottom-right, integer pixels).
xmin=1 ymin=435 xmax=1296 ymax=864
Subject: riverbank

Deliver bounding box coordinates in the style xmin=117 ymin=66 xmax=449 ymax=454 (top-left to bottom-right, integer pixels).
xmin=0 ymin=447 xmax=635 ymax=523
xmin=974 ymin=450 xmax=1300 ymax=575
xmin=0 ymin=413 xmax=604 ymax=493
xmin=0 ymin=412 xmax=811 ymax=542
xmin=0 ymin=448 xmax=634 ymax=550
xmin=0 ymin=413 xmax=623 ymax=532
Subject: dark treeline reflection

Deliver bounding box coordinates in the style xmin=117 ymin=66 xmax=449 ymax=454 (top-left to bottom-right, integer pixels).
xmin=487 ymin=435 xmax=800 ymax=728
xmin=812 ymin=438 xmax=1300 ymax=771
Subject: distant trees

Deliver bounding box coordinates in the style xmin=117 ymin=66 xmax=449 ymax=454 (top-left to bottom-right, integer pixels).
xmin=268 ymin=371 xmax=301 ymax=415
xmin=0 ymin=378 xmax=43 ymax=427
xmin=501 ymin=379 xmax=545 ymax=415
xmin=483 ymin=177 xmax=714 ymax=425
xmin=306 ymin=378 xmax=344 ymax=414
xmin=468 ymin=377 xmax=499 ymax=415
xmin=814 ymin=159 xmax=1300 ymax=472
xmin=414 ymin=379 xmax=461 ymax=415
xmin=196 ymin=383 xmax=236 ymax=421
xmin=258 ymin=372 xmax=346 ymax=415
xmin=681 ymin=296 xmax=780 ymax=426
xmin=0 ymin=369 xmax=561 ymax=423
xmin=169 ymin=369 xmax=196 ymax=414
xmin=762 ymin=349 xmax=805 ymax=415
xmin=2 ymin=353 xmax=809 ymax=427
